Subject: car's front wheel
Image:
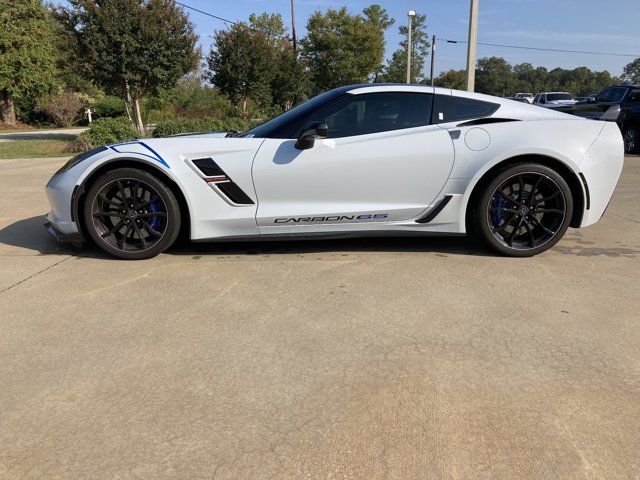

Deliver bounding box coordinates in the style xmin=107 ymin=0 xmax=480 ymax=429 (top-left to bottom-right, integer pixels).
xmin=474 ymin=164 xmax=573 ymax=257
xmin=83 ymin=168 xmax=181 ymax=260
xmin=623 ymin=125 xmax=639 ymax=154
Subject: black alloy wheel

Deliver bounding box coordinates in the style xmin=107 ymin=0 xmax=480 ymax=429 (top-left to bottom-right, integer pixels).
xmin=83 ymin=168 xmax=181 ymax=260
xmin=475 ymin=164 xmax=573 ymax=257
xmin=623 ymin=125 xmax=639 ymax=154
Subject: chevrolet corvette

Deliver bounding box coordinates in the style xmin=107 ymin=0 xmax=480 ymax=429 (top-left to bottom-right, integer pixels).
xmin=45 ymin=84 xmax=624 ymax=259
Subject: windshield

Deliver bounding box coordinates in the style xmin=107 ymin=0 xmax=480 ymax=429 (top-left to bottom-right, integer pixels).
xmin=547 ymin=93 xmax=573 ymax=101
xmin=240 ymin=89 xmax=345 ymax=138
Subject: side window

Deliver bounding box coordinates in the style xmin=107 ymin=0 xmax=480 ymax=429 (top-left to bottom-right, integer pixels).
xmin=533 ymin=94 xmax=541 ymax=103
xmin=628 ymin=90 xmax=640 ymax=102
xmin=595 ymin=88 xmax=613 ymax=103
xmin=432 ymin=95 xmax=499 ymax=123
xmin=308 ymin=92 xmax=433 ymax=138
xmin=609 ymin=88 xmax=627 ymax=103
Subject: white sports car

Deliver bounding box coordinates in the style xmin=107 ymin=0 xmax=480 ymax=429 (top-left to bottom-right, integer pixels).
xmin=45 ymin=85 xmax=624 ymax=260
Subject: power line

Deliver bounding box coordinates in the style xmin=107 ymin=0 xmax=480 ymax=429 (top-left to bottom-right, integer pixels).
xmin=437 ymin=37 xmax=640 ymax=59
xmin=174 ymin=1 xmax=257 ymax=30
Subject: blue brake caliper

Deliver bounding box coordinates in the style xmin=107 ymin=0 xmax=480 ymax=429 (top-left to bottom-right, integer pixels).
xmin=491 ymin=193 xmax=505 ymax=227
xmin=147 ymin=200 xmax=165 ymax=231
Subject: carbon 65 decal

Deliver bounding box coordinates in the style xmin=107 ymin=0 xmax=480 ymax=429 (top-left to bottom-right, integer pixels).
xmin=274 ymin=214 xmax=389 ymax=224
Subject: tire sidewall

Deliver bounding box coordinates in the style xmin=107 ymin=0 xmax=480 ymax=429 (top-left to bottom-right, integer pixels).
xmin=83 ymin=168 xmax=181 ymax=260
xmin=475 ymin=163 xmax=573 ymax=257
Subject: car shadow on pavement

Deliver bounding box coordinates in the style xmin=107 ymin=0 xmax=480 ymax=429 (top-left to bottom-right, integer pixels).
xmin=1 ymin=215 xmax=495 ymax=258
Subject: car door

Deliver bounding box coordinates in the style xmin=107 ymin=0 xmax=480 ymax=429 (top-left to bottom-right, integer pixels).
xmin=251 ymin=91 xmax=455 ymax=231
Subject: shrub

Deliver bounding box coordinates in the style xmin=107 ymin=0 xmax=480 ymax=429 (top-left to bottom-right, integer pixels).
xmin=40 ymin=91 xmax=84 ymax=127
xmin=79 ymin=117 xmax=139 ymax=147
xmin=152 ymin=116 xmax=249 ymax=138
xmin=93 ymin=96 xmax=127 ymax=119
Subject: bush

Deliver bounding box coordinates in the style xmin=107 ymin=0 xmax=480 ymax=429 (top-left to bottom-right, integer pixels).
xmin=79 ymin=117 xmax=139 ymax=147
xmin=152 ymin=116 xmax=249 ymax=138
xmin=39 ymin=91 xmax=84 ymax=127
xmin=93 ymin=96 xmax=127 ymax=119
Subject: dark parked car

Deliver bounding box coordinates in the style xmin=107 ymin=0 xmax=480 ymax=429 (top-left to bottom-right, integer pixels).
xmin=557 ymin=85 xmax=640 ymax=154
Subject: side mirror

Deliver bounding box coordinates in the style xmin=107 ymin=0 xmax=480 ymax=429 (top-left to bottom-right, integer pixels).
xmin=295 ymin=121 xmax=328 ymax=150
xmin=588 ymin=96 xmax=597 ymax=103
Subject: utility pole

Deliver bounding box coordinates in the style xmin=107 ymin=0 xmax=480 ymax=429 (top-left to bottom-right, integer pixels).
xmin=406 ymin=10 xmax=415 ymax=84
xmin=429 ymin=35 xmax=436 ymax=86
xmin=465 ymin=0 xmax=479 ymax=91
xmin=290 ymin=0 xmax=298 ymax=56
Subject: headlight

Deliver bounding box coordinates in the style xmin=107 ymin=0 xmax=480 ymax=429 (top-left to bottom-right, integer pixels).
xmin=55 ymin=146 xmax=108 ymax=175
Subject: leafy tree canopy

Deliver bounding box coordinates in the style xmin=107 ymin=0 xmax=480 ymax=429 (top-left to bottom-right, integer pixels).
xmin=55 ymin=0 xmax=200 ymax=131
xmin=301 ymin=7 xmax=386 ymax=92
xmin=621 ymin=58 xmax=640 ymax=85
xmin=0 ymin=0 xmax=58 ymax=124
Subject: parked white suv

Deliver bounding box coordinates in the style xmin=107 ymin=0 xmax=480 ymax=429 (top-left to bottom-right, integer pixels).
xmin=533 ymin=92 xmax=577 ymax=107
xmin=510 ymin=93 xmax=534 ymax=104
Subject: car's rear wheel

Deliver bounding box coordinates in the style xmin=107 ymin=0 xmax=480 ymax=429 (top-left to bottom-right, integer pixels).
xmin=475 ymin=164 xmax=573 ymax=257
xmin=83 ymin=168 xmax=181 ymax=260
xmin=623 ymin=125 xmax=639 ymax=154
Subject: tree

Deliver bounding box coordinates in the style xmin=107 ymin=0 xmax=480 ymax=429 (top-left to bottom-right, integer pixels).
xmin=249 ymin=12 xmax=286 ymax=45
xmin=621 ymin=58 xmax=640 ymax=85
xmin=55 ymin=0 xmax=199 ymax=134
xmin=433 ymin=69 xmax=466 ymax=90
xmin=362 ymin=4 xmax=394 ymax=81
xmin=207 ymin=24 xmax=277 ymax=116
xmin=272 ymin=43 xmax=311 ymax=110
xmin=301 ymin=7 xmax=385 ymax=92
xmin=475 ymin=57 xmax=514 ymax=96
xmin=0 ymin=0 xmax=58 ymax=125
xmin=383 ymin=12 xmax=430 ymax=83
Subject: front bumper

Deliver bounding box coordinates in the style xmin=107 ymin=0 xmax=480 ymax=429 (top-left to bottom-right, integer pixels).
xmin=43 ymin=218 xmax=84 ymax=244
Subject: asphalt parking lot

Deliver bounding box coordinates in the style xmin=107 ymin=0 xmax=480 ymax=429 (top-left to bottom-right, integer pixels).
xmin=1 ymin=156 xmax=639 ymax=479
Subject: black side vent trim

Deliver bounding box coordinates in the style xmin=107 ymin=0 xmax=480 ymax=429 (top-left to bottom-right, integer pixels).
xmin=457 ymin=118 xmax=520 ymax=127
xmin=192 ymin=157 xmax=254 ymax=205
xmin=192 ymin=157 xmax=225 ymax=177
xmin=216 ymin=182 xmax=255 ymax=205
xmin=578 ymin=172 xmax=590 ymax=210
xmin=416 ymin=195 xmax=453 ymax=224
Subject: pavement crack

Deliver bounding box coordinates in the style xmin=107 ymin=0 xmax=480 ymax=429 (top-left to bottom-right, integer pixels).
xmin=0 ymin=249 xmax=83 ymax=295
xmin=607 ymin=212 xmax=640 ymax=224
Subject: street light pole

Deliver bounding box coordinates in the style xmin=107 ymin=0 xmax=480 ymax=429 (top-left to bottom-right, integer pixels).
xmin=465 ymin=0 xmax=479 ymax=91
xmin=290 ymin=0 xmax=298 ymax=56
xmin=406 ymin=10 xmax=415 ymax=84
xmin=429 ymin=35 xmax=436 ymax=86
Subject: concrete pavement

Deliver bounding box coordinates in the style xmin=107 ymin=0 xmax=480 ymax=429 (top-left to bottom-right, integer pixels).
xmin=1 ymin=156 xmax=639 ymax=479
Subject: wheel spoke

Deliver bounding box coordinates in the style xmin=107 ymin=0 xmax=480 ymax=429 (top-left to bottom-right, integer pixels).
xmin=93 ymin=211 xmax=124 ymax=218
xmin=140 ymin=219 xmax=162 ymax=238
xmin=517 ymin=175 xmax=526 ymax=203
xmin=133 ymin=222 xmax=148 ymax=249
xmin=135 ymin=196 xmax=158 ymax=209
xmin=530 ymin=216 xmax=555 ymax=235
xmin=101 ymin=219 xmax=125 ymax=238
xmin=529 ymin=175 xmax=543 ymax=205
xmin=524 ymin=220 xmax=535 ymax=247
xmin=495 ymin=213 xmax=519 ymax=233
xmin=536 ymin=208 xmax=563 ymax=214
xmin=508 ymin=217 xmax=524 ymax=247
xmin=497 ymin=189 xmax=521 ymax=206
xmin=138 ymin=211 xmax=167 ymax=218
xmin=97 ymin=193 xmax=122 ymax=208
xmin=120 ymin=224 xmax=133 ymax=249
xmin=489 ymin=207 xmax=518 ymax=213
xmin=116 ymin=180 xmax=129 ymax=204
xmin=538 ymin=191 xmax=560 ymax=203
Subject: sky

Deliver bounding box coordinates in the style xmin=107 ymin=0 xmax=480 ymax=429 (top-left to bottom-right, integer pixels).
xmin=52 ymin=0 xmax=640 ymax=77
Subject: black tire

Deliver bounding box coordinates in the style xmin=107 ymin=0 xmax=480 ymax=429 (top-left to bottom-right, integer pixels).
xmin=83 ymin=168 xmax=181 ymax=260
xmin=474 ymin=163 xmax=573 ymax=257
xmin=623 ymin=125 xmax=639 ymax=154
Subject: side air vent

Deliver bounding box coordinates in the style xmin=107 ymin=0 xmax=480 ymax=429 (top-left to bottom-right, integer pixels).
xmin=192 ymin=157 xmax=225 ymax=177
xmin=191 ymin=157 xmax=254 ymax=205
xmin=415 ymin=195 xmax=453 ymax=224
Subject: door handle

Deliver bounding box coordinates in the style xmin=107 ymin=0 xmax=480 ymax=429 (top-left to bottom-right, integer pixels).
xmin=448 ymin=130 xmax=461 ymax=140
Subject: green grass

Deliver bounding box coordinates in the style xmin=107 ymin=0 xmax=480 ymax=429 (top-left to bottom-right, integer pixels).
xmin=0 ymin=139 xmax=74 ymax=159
